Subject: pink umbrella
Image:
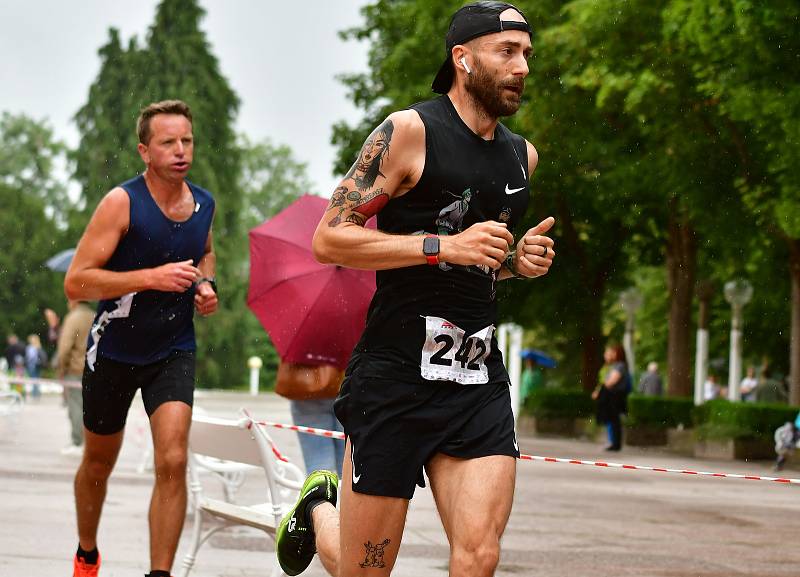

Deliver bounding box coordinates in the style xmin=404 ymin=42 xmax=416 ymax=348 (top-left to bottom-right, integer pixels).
xmin=247 ymin=194 xmax=376 ymax=369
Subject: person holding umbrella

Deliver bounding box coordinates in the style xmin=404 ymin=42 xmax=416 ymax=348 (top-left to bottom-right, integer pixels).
xmin=275 ymin=3 xmax=555 ymax=577
xmin=65 ymin=99 xmax=218 ymax=577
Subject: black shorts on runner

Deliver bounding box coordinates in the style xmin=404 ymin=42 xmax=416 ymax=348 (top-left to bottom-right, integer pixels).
xmin=82 ymin=350 xmax=195 ymax=435
xmin=333 ymin=364 xmax=519 ymax=500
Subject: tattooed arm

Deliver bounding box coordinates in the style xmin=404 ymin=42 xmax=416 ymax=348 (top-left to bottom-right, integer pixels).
xmin=313 ymin=111 xmax=514 ymax=271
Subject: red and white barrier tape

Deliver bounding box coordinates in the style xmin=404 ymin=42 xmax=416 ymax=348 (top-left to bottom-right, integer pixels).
xmin=256 ymin=420 xmax=800 ymax=486
xmin=242 ymin=409 xmax=291 ymax=463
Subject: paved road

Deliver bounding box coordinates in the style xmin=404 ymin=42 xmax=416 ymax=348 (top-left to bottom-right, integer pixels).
xmin=1 ymin=392 xmax=798 ymax=577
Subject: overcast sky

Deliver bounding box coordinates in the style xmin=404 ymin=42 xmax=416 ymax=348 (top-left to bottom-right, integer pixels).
xmin=0 ymin=0 xmax=370 ymax=196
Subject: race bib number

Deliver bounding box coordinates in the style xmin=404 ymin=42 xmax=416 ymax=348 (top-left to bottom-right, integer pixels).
xmin=420 ymin=316 xmax=494 ymax=384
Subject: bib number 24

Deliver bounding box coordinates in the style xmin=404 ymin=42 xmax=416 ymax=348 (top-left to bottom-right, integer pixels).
xmin=420 ymin=316 xmax=494 ymax=384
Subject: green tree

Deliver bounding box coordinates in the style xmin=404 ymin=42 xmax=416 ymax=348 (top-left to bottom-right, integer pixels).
xmin=664 ymin=0 xmax=800 ymax=401
xmin=72 ymin=29 xmax=144 ymax=227
xmin=141 ymin=0 xmax=243 ymax=388
xmin=550 ymin=0 xmax=751 ymax=396
xmin=240 ymin=136 xmax=313 ymax=231
xmin=0 ymin=115 xmax=70 ymax=347
xmin=0 ymin=113 xmax=69 ymax=223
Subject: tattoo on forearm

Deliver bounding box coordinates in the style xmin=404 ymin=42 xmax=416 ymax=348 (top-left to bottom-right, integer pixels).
xmin=345 ymin=119 xmax=394 ymax=192
xmin=346 ymin=213 xmax=367 ymax=226
xmin=360 ymin=539 xmax=391 ymax=569
xmin=328 ymin=186 xmax=348 ymax=210
xmin=327 ymin=187 xmax=389 ymax=228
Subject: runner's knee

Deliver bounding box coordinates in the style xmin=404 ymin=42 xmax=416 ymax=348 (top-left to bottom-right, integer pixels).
xmin=451 ymin=539 xmax=500 ymax=576
xmin=154 ymin=446 xmax=187 ymax=480
xmin=81 ymin=454 xmax=115 ymax=482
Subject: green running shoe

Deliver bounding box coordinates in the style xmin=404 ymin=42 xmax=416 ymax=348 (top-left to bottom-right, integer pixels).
xmin=276 ymin=470 xmax=338 ymax=576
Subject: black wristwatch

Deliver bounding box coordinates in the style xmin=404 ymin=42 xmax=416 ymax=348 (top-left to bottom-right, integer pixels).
xmin=505 ymin=251 xmax=522 ymax=278
xmin=423 ymin=235 xmax=440 ymax=265
xmin=197 ymin=277 xmax=217 ymax=294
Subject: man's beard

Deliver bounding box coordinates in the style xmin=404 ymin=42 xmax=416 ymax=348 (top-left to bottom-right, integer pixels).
xmin=464 ymin=60 xmax=524 ymax=118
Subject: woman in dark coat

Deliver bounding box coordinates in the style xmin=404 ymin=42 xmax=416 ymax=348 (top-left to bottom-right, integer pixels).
xmin=592 ymin=344 xmax=631 ymax=451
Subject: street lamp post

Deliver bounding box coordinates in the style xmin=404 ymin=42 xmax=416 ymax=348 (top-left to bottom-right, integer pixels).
xmin=724 ymin=280 xmax=753 ymax=401
xmin=619 ymin=288 xmax=643 ymax=382
xmin=247 ymin=356 xmax=263 ymax=396
xmin=694 ymin=281 xmax=714 ymax=406
xmin=497 ymin=323 xmax=523 ymax=423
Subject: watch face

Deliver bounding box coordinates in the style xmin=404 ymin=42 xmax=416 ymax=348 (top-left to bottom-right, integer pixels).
xmin=423 ymin=236 xmax=439 ymax=256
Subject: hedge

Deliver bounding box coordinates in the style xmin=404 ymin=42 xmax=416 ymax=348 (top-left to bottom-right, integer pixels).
xmin=693 ymin=399 xmax=799 ymax=441
xmin=522 ymin=388 xmax=594 ymax=420
xmin=626 ymin=395 xmax=694 ymax=429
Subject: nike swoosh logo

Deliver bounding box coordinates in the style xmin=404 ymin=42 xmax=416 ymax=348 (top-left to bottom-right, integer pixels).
xmin=505 ymin=184 xmax=524 ymax=195
xmin=351 ymin=443 xmax=361 ymax=484
xmin=512 ymin=434 xmax=519 ymax=452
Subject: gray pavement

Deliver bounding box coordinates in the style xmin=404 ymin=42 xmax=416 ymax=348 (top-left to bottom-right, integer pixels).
xmin=1 ymin=391 xmax=798 ymax=577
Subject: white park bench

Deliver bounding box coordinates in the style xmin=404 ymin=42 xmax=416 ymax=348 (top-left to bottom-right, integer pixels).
xmin=179 ymin=410 xmax=304 ymax=577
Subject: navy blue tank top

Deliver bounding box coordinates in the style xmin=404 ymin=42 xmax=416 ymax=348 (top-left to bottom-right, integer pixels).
xmin=351 ymin=96 xmax=530 ymax=385
xmin=86 ymin=175 xmax=215 ymax=367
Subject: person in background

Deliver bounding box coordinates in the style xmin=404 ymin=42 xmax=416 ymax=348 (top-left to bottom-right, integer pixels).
xmin=593 ymin=344 xmax=630 ymax=451
xmin=45 ymin=307 xmax=61 ymax=345
xmin=703 ymin=373 xmax=721 ymax=401
xmin=520 ymin=357 xmax=543 ymax=405
xmin=5 ymin=334 xmax=25 ymax=373
xmin=637 ymin=361 xmax=663 ymax=396
xmin=25 ymin=334 xmax=46 ymax=400
xmin=56 ymin=299 xmax=95 ymax=455
xmin=774 ymin=412 xmax=800 ymax=472
xmin=740 ymin=365 xmax=758 ymax=402
xmin=4 ymin=334 xmax=26 ymax=397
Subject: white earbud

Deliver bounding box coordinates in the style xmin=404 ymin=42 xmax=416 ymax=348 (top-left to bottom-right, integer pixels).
xmin=460 ymin=57 xmax=472 ymax=74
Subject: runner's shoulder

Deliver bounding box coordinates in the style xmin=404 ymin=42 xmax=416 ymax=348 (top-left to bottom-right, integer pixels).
xmin=385 ymin=109 xmax=425 ymax=143
xmin=101 ymin=187 xmax=130 ymax=209
xmin=92 ymin=187 xmax=131 ymax=230
xmin=525 ymin=139 xmax=539 ymax=176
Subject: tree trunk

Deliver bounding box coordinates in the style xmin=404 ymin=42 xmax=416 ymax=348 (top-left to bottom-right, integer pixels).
xmin=666 ymin=200 xmax=697 ymax=397
xmin=580 ymin=298 xmax=604 ymax=393
xmin=789 ymin=238 xmax=800 ymax=406
xmin=556 ymin=197 xmax=609 ymax=393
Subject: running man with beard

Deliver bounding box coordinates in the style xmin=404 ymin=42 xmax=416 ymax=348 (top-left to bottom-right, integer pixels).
xmin=275 ymin=3 xmax=555 ymax=576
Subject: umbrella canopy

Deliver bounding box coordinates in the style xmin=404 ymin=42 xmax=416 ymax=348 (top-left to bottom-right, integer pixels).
xmin=46 ymin=248 xmax=76 ymax=272
xmin=521 ymin=348 xmax=557 ymax=368
xmin=247 ymin=194 xmax=376 ymax=369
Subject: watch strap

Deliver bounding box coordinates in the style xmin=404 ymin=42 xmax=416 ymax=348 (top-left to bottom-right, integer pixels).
xmin=197 ymin=277 xmax=217 ymax=293
xmin=424 ymin=235 xmax=439 ymax=265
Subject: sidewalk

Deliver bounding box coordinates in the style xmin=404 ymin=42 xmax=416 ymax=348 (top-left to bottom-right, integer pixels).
xmin=1 ymin=391 xmax=799 ymax=577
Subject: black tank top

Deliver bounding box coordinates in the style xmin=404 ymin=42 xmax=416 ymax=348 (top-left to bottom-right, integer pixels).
xmin=351 ymin=95 xmax=530 ymax=385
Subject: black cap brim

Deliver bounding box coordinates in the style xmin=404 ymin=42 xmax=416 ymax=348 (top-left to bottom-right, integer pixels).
xmin=431 ymin=55 xmax=455 ymax=94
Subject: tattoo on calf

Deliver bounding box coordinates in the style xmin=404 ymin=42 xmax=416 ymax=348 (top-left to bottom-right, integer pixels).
xmin=359 ymin=539 xmax=391 ymax=569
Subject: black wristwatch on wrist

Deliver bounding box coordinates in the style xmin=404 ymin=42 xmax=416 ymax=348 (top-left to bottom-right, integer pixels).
xmin=196 ymin=277 xmax=217 ymax=294
xmin=505 ymin=251 xmax=522 ymax=278
xmin=423 ymin=235 xmax=440 ymax=265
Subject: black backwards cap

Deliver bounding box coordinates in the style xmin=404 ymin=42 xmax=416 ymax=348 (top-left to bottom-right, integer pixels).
xmin=432 ymin=1 xmax=532 ymax=94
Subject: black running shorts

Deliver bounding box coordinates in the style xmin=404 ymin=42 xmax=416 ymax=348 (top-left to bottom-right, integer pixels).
xmin=333 ymin=363 xmax=519 ymax=499
xmin=82 ymin=350 xmax=195 ymax=435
